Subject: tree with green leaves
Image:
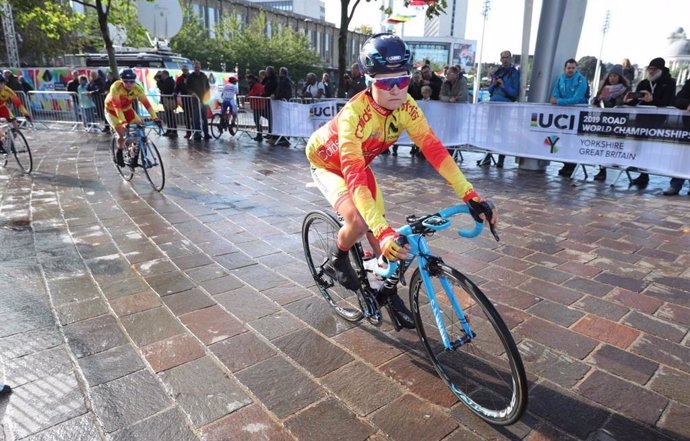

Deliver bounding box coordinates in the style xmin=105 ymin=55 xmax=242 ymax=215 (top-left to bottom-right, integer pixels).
xmin=336 ymin=0 xmax=447 ymax=97
xmin=171 ymin=10 xmax=321 ymax=84
xmin=1 ymin=0 xmax=85 ymax=65
xmin=70 ymin=0 xmax=152 ymax=79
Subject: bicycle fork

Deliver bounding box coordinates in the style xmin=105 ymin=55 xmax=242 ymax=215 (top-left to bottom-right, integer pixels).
xmin=419 ymin=257 xmax=475 ymax=350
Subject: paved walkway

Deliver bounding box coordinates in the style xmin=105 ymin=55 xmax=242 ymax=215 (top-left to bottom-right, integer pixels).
xmin=0 ymin=128 xmax=688 ymax=441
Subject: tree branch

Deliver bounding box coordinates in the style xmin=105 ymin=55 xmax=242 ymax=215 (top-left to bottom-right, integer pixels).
xmin=346 ymin=0 xmax=362 ymax=27
xmin=70 ymin=0 xmax=97 ymax=10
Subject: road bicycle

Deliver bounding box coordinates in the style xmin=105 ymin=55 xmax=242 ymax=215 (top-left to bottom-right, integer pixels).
xmin=111 ymin=121 xmax=165 ymax=192
xmin=209 ymin=111 xmax=237 ymax=139
xmin=302 ymin=204 xmax=528 ymax=425
xmin=0 ymin=120 xmax=32 ymax=174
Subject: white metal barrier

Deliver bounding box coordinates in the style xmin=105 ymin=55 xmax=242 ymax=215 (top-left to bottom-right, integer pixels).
xmin=27 ymin=91 xmax=82 ymax=128
xmin=134 ymin=93 xmax=203 ymax=136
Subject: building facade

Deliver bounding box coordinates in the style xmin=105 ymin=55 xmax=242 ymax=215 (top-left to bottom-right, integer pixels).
xmin=184 ymin=0 xmax=366 ymax=70
xmin=245 ymin=0 xmax=325 ymax=21
xmin=423 ymin=0 xmax=468 ymax=38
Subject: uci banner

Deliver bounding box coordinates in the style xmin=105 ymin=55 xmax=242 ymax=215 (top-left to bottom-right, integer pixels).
xmin=470 ymin=103 xmax=690 ymax=179
xmin=271 ymin=99 xmax=348 ymax=138
xmin=269 ymin=99 xmax=689 ymax=179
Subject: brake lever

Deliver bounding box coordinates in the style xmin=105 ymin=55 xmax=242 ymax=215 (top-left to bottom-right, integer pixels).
xmin=488 ymin=222 xmax=500 ymax=242
xmin=484 ymin=200 xmax=500 ymax=242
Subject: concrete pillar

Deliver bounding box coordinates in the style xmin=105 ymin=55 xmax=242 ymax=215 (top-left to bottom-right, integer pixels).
xmin=519 ymin=0 xmax=588 ymax=172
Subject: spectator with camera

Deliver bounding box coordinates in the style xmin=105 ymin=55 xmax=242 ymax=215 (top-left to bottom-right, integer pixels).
xmin=550 ymin=58 xmax=589 ymax=177
xmin=623 ymin=57 xmax=676 ymax=189
xmin=480 ymin=50 xmax=521 ymax=168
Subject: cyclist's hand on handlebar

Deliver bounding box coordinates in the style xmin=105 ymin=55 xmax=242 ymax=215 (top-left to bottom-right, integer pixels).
xmin=379 ymin=229 xmax=409 ymax=262
xmin=153 ymin=118 xmax=163 ymax=131
xmin=467 ymin=198 xmax=500 ymax=241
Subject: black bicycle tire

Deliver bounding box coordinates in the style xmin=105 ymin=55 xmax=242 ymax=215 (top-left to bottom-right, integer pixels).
xmin=141 ymin=140 xmax=165 ymax=192
xmin=409 ymin=264 xmax=528 ymax=425
xmin=11 ymin=129 xmax=32 ymax=174
xmin=228 ymin=119 xmax=238 ymax=136
xmin=210 ymin=113 xmax=223 ymax=139
xmin=302 ymin=210 xmax=364 ymax=322
xmin=111 ymin=137 xmax=133 ymax=181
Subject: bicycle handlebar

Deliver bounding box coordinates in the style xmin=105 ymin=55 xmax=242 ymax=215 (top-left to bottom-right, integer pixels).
xmin=126 ymin=121 xmax=163 ymax=136
xmin=373 ymin=203 xmax=490 ymax=278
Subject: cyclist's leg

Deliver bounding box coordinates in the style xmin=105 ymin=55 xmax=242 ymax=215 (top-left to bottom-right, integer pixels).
xmin=311 ymin=167 xmax=365 ymax=290
xmin=229 ymin=101 xmax=238 ymax=125
xmin=106 ymin=112 xmax=126 ymax=166
xmin=127 ymin=113 xmax=143 ymax=166
xmin=221 ymin=101 xmax=230 ymax=127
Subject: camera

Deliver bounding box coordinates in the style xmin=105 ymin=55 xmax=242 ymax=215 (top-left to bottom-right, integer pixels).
xmin=628 ymin=91 xmax=643 ymax=100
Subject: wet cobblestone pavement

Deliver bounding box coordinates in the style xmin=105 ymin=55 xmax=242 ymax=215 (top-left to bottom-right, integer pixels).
xmin=0 ymin=128 xmax=689 ymax=441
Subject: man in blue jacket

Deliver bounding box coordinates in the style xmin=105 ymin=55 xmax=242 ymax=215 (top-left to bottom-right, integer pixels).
xmin=550 ymin=58 xmax=588 ymax=176
xmin=480 ymin=50 xmax=521 ymax=168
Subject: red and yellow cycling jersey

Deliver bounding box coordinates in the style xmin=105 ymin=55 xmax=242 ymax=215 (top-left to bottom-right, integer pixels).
xmin=104 ymin=80 xmax=157 ymax=127
xmin=306 ymin=90 xmax=477 ymax=239
xmin=0 ymin=86 xmax=28 ymax=120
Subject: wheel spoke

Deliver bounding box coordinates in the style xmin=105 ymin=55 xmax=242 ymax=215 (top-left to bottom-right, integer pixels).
xmin=302 ymin=211 xmax=364 ymax=322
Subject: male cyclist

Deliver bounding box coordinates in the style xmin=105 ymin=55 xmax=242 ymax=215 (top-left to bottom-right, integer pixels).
xmin=305 ymin=33 xmax=498 ymax=328
xmin=105 ymin=69 xmax=160 ymax=167
xmin=0 ymin=76 xmax=31 ymax=155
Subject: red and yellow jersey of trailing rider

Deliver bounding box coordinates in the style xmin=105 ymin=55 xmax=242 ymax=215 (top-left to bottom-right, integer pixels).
xmin=0 ymin=87 xmax=28 ymax=118
xmin=306 ymin=90 xmax=477 ymax=239
xmin=104 ymin=80 xmax=157 ymax=124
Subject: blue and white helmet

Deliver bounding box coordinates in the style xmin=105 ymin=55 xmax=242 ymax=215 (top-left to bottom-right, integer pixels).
xmin=359 ymin=33 xmax=412 ymax=76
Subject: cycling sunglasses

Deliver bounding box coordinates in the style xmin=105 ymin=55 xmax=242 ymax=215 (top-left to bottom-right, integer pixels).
xmin=369 ymin=75 xmax=411 ymax=91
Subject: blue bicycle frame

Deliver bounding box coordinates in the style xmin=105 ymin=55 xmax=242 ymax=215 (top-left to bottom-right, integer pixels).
xmin=374 ymin=204 xmax=485 ymax=350
xmin=126 ymin=122 xmax=161 ymax=168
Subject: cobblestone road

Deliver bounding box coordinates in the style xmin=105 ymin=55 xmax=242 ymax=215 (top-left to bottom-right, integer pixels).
xmin=0 ymin=128 xmax=689 ymax=441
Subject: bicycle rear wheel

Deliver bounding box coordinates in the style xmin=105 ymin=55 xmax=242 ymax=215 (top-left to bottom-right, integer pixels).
xmin=141 ymin=140 xmax=165 ymax=191
xmin=410 ymin=264 xmax=527 ymax=425
xmin=10 ymin=129 xmax=32 ymax=174
xmin=302 ymin=211 xmax=364 ymax=322
xmin=111 ymin=137 xmax=133 ymax=181
xmin=210 ymin=113 xmax=223 ymax=139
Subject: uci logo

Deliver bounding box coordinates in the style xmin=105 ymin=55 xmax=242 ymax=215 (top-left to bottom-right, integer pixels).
xmin=531 ymin=112 xmax=575 ymax=131
xmin=310 ymin=102 xmax=346 ymax=118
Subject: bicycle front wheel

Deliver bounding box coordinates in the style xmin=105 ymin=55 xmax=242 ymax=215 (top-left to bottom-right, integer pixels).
xmin=210 ymin=113 xmax=223 ymax=139
xmin=141 ymin=140 xmax=165 ymax=191
xmin=302 ymin=211 xmax=364 ymax=322
xmin=10 ymin=129 xmax=32 ymax=174
xmin=410 ymin=264 xmax=527 ymax=425
xmin=111 ymin=137 xmax=133 ymax=181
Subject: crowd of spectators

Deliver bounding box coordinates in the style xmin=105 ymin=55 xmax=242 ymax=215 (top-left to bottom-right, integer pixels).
xmin=7 ymin=52 xmax=689 ymax=194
